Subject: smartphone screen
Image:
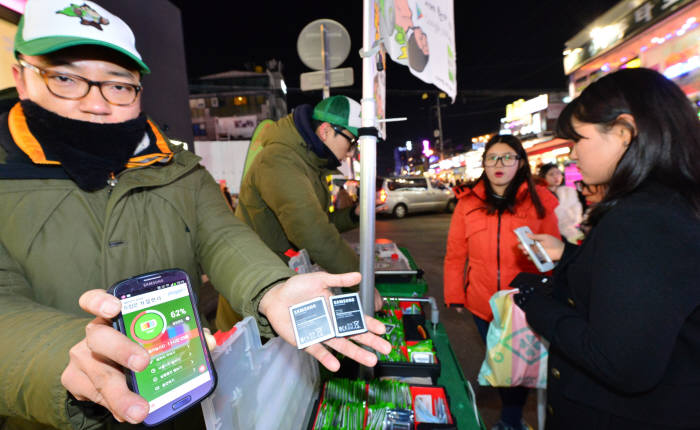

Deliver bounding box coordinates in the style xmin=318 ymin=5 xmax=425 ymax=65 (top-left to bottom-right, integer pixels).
xmin=113 ymin=270 xmax=215 ymax=425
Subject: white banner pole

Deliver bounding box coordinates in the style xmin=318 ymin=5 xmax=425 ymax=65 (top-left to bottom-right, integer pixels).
xmin=359 ymin=0 xmax=377 ymax=317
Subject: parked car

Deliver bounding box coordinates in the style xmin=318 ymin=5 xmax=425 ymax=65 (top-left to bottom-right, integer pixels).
xmin=377 ymin=176 xmax=456 ymax=218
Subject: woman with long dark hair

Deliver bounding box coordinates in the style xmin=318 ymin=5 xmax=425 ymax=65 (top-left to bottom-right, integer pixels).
xmin=444 ymin=134 xmax=559 ymax=430
xmin=515 ymin=68 xmax=700 ymax=429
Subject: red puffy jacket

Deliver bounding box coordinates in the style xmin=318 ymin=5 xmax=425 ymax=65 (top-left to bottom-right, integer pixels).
xmin=443 ymin=180 xmax=559 ymax=321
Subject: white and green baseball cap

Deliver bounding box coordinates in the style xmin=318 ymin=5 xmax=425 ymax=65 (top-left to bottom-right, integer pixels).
xmin=15 ymin=0 xmax=150 ymax=73
xmin=312 ymin=95 xmax=362 ymax=136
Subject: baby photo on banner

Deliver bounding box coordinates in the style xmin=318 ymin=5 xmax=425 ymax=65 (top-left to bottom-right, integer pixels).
xmin=376 ymin=0 xmax=457 ymax=101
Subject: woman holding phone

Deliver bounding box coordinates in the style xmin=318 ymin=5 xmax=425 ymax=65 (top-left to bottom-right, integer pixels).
xmin=515 ymin=68 xmax=700 ymax=429
xmin=444 ymin=134 xmax=559 ymax=430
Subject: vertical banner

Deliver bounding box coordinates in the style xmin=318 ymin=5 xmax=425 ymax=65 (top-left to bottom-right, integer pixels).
xmin=0 ymin=19 xmax=18 ymax=90
xmin=373 ymin=0 xmax=387 ymax=138
xmin=378 ymin=0 xmax=456 ymax=101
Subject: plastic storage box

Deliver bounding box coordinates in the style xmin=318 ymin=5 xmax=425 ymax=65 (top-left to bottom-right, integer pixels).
xmin=201 ymin=316 xmax=320 ymax=430
xmin=375 ymin=247 xmax=428 ymax=297
xmin=375 ymin=303 xmax=441 ymax=385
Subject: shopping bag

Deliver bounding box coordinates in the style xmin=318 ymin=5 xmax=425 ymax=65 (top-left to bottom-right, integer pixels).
xmin=478 ymin=289 xmax=548 ymax=388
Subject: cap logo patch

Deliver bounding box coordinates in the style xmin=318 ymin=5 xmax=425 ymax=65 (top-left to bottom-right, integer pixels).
xmin=56 ymin=3 xmax=110 ymax=30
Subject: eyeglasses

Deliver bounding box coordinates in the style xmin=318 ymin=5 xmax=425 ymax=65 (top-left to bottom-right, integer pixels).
xmin=19 ymin=60 xmax=142 ymax=106
xmin=574 ymin=180 xmax=594 ymax=193
xmin=331 ymin=125 xmax=358 ymax=149
xmin=483 ymin=153 xmax=521 ymax=167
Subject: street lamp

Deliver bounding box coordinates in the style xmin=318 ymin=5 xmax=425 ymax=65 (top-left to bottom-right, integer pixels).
xmin=436 ymin=93 xmax=446 ymax=160
xmin=422 ymin=92 xmax=447 ymax=160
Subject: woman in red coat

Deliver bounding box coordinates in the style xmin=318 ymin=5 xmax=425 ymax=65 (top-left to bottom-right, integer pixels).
xmin=444 ymin=134 xmax=559 ymax=430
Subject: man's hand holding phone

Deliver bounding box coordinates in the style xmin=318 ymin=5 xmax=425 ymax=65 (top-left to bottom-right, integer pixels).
xmin=259 ymin=271 xmax=392 ymax=372
xmin=61 ymin=290 xmax=150 ymax=424
xmin=64 ymin=271 xmax=391 ymax=425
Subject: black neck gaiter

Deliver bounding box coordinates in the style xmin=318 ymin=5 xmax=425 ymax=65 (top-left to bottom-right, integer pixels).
xmin=20 ymin=100 xmax=148 ymax=191
xmin=293 ymin=104 xmax=341 ymax=169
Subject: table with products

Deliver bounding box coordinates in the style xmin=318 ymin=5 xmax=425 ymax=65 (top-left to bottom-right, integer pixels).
xmin=373 ymin=244 xmax=485 ymax=430
xmin=201 ymin=243 xmax=485 ymax=430
xmin=307 ymin=242 xmax=485 ymax=430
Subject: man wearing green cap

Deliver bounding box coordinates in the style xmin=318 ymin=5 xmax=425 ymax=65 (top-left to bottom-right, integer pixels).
xmin=0 ymin=1 xmax=390 ymax=429
xmin=216 ymin=95 xmax=383 ymax=331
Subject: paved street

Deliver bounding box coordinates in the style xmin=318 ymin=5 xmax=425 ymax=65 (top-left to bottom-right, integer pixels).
xmin=342 ymin=212 xmax=539 ymax=429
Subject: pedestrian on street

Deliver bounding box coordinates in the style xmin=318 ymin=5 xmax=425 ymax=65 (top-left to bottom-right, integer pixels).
xmin=574 ymin=180 xmax=606 ymax=236
xmin=514 ymin=68 xmax=700 ymax=429
xmin=216 ymin=95 xmax=383 ymax=331
xmin=334 ymin=182 xmax=355 ymax=210
xmin=443 ymin=134 xmax=559 ymax=430
xmin=538 ymin=163 xmax=583 ymax=243
xmin=0 ymin=2 xmax=390 ymax=428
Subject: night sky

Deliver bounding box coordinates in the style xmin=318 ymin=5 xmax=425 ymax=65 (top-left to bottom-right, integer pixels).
xmin=169 ymin=0 xmax=620 ymax=174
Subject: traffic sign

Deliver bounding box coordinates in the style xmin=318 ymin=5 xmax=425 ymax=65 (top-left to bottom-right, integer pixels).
xmin=297 ymin=19 xmax=351 ymax=71
xmin=300 ymin=67 xmax=354 ymax=92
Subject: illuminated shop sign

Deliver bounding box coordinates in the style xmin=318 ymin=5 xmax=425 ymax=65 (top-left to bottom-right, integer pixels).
xmin=664 ymin=54 xmax=700 ymax=78
xmin=504 ymin=94 xmax=548 ymax=122
xmin=563 ymin=0 xmax=694 ymax=74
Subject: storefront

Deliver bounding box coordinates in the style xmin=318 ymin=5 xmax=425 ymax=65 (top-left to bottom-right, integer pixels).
xmin=564 ymin=0 xmax=700 ymax=114
xmin=525 ymin=138 xmax=581 ymax=186
xmin=498 ymin=93 xmax=577 ymax=181
xmin=426 ymin=142 xmax=486 ymax=185
xmin=499 ymin=93 xmax=567 ymax=140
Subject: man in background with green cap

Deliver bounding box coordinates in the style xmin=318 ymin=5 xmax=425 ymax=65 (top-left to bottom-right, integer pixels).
xmin=217 ymin=95 xmax=383 ymax=331
xmin=0 ymin=1 xmax=390 ymax=429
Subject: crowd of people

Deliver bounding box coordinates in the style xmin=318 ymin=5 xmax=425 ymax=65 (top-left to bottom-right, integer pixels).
xmin=1 ymin=1 xmax=700 ymax=430
xmin=444 ymin=68 xmax=700 ymax=430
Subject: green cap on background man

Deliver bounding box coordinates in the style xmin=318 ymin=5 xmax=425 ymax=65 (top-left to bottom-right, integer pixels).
xmin=312 ymin=95 xmax=362 ymax=136
xmin=14 ymin=0 xmax=150 ymax=73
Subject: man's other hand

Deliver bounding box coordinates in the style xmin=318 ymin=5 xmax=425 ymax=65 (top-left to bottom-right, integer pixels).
xmin=258 ymin=272 xmax=392 ymax=372
xmin=61 ymin=290 xmax=150 ymax=424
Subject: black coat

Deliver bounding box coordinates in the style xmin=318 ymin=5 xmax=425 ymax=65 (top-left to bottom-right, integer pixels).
xmin=522 ymin=181 xmax=700 ymax=429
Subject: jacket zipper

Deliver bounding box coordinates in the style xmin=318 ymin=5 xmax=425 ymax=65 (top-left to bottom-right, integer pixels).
xmin=496 ymin=211 xmax=502 ymax=291
xmin=107 ymin=172 xmax=118 ymax=194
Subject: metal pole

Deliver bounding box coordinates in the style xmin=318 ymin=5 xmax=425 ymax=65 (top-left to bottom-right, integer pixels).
xmin=321 ymin=23 xmax=330 ymax=99
xmin=359 ymin=0 xmax=377 ymax=317
xmin=436 ymin=94 xmax=444 ymax=160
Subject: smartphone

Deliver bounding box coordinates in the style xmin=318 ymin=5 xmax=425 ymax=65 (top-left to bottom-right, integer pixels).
xmin=513 ymin=226 xmax=555 ymax=272
xmin=108 ymin=269 xmax=217 ymax=426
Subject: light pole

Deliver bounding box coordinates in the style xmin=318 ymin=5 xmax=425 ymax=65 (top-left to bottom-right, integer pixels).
xmin=422 ymin=92 xmax=448 ymax=160
xmin=435 ymin=93 xmax=444 ymax=160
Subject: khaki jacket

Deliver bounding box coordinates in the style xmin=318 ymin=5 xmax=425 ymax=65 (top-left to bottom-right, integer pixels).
xmin=217 ymin=111 xmax=359 ymax=330
xmin=235 ymin=112 xmax=358 ymax=268
xmin=0 ymin=108 xmax=294 ymax=429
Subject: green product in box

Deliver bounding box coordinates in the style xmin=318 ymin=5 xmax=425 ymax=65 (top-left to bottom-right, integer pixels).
xmin=407 ymin=339 xmax=436 ymax=363
xmin=375 ymin=313 xmax=408 ymax=362
xmin=368 ymin=380 xmax=412 ymax=409
xmin=324 ymin=378 xmax=366 ymax=403
xmin=366 ymin=403 xmax=395 ymax=430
